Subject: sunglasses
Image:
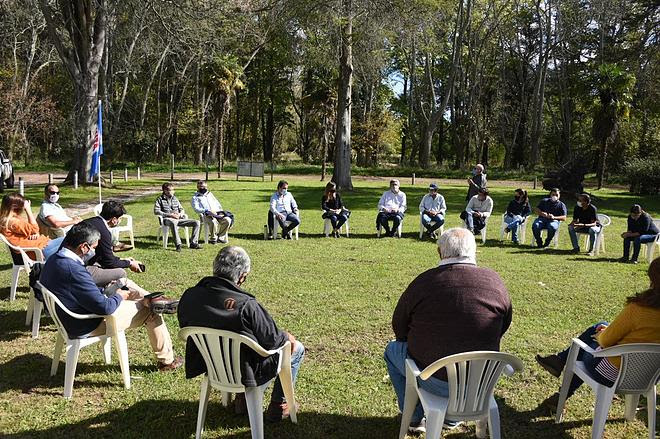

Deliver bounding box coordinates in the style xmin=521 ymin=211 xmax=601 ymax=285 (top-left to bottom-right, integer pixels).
xmin=49 ymin=191 xmax=60 ymax=195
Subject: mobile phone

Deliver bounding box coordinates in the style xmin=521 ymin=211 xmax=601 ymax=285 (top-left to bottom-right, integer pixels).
xmin=138 ymin=263 xmax=146 ymax=272
xmin=144 ymin=291 xmax=163 ymax=299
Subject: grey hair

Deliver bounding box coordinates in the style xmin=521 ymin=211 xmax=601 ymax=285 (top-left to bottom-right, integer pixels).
xmin=213 ymin=246 xmax=251 ymax=283
xmin=437 ymin=228 xmax=476 ymax=260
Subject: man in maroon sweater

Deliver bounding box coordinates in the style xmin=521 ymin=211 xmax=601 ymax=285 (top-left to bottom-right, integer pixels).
xmin=385 ymin=227 xmax=512 ymax=434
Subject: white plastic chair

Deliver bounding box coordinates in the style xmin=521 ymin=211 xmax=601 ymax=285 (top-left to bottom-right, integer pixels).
xmin=93 ymin=203 xmax=135 ymax=248
xmin=555 ymin=340 xmax=660 ymax=439
xmin=419 ymin=214 xmax=444 ymax=239
xmin=499 ymin=214 xmax=527 ymax=244
xmin=323 ymin=215 xmax=349 ymax=237
xmin=264 ymin=215 xmax=299 ymax=240
xmin=580 ymin=214 xmax=611 ymax=256
xmin=38 ymin=281 xmax=131 ymax=398
xmin=461 ymin=219 xmax=488 ymax=244
xmin=179 ymin=327 xmax=297 ymax=439
xmin=644 ymin=220 xmax=660 ymax=262
xmin=533 ymin=222 xmax=561 ymax=248
xmin=398 ymin=351 xmax=523 ymax=439
xmin=199 ymin=214 xmax=231 ymax=244
xmin=156 ymin=215 xmax=190 ymax=249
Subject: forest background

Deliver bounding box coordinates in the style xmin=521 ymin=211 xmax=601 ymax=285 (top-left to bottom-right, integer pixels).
xmin=0 ymin=0 xmax=658 ymax=192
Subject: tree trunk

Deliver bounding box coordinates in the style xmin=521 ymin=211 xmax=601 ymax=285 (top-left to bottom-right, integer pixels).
xmin=332 ymin=0 xmax=354 ymax=191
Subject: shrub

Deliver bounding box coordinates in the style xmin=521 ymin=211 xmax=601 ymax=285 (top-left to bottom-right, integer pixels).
xmin=621 ymin=158 xmax=660 ymax=194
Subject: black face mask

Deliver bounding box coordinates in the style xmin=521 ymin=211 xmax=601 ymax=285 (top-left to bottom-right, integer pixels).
xmin=198 ymin=188 xmax=207 ymax=194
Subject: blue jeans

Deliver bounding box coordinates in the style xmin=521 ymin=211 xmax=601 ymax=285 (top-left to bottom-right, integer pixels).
xmin=42 ymin=237 xmax=65 ymax=260
xmin=268 ymin=211 xmax=300 ymax=236
xmin=568 ymin=225 xmax=601 ymax=252
xmin=504 ymin=214 xmax=525 ymax=243
xmin=464 ymin=212 xmax=486 ymax=233
xmin=623 ymin=234 xmax=658 ymax=261
xmin=384 ymin=341 xmax=449 ymax=424
xmin=270 ymin=341 xmax=305 ymax=403
xmin=532 ymin=217 xmax=560 ymax=246
xmin=377 ymin=212 xmax=404 ymax=235
xmin=324 ymin=212 xmax=348 ymax=230
xmin=421 ymin=214 xmax=444 ymax=233
xmin=556 ymin=321 xmax=615 ymax=398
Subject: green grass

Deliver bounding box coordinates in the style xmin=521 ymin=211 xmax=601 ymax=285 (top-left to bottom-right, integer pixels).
xmin=0 ymin=178 xmax=658 ymax=438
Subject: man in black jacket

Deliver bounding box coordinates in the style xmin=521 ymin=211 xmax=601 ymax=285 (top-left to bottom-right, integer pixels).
xmin=177 ymin=246 xmax=305 ymax=422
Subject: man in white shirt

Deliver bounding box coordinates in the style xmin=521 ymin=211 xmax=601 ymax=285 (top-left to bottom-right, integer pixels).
xmin=268 ymin=180 xmax=300 ymax=239
xmin=377 ymin=179 xmax=407 ymax=238
xmin=461 ymin=187 xmax=493 ymax=235
xmin=38 ymin=185 xmax=82 ymax=238
xmin=191 ymin=180 xmax=233 ymax=244
xmin=419 ymin=183 xmax=446 ymax=239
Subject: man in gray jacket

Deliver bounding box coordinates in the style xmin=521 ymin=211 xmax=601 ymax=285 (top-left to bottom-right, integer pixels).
xmin=154 ymin=183 xmax=201 ymax=251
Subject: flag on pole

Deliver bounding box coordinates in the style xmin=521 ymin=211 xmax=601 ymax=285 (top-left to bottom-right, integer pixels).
xmin=89 ymin=100 xmax=103 ymax=182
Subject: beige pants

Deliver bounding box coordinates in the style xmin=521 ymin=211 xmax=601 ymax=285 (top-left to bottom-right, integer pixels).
xmin=89 ymin=299 xmax=174 ymax=364
xmin=201 ymin=216 xmax=231 ymax=239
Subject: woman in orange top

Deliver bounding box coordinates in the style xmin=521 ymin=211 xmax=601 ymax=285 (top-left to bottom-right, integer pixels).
xmin=0 ymin=193 xmax=65 ymax=260
xmin=536 ymin=257 xmax=660 ymax=406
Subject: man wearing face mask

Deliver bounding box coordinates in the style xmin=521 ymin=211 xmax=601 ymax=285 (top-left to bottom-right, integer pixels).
xmin=419 ymin=183 xmax=446 ymax=239
xmin=191 ymin=180 xmax=233 ymax=244
xmin=568 ymin=193 xmax=601 ymax=255
xmin=377 ymin=179 xmax=407 ymax=238
xmin=466 ymin=164 xmax=487 ymax=201
xmin=40 ymin=222 xmax=183 ymax=371
xmin=461 ymin=187 xmax=493 ymax=236
xmin=38 ymin=184 xmax=82 ymax=238
xmin=532 ymin=188 xmax=568 ymax=248
xmin=155 ymin=182 xmax=202 ymax=251
xmin=267 ymin=180 xmax=300 ymax=240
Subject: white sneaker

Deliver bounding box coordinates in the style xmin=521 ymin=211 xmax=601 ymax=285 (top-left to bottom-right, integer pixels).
xmin=408 ymin=418 xmax=426 ymax=435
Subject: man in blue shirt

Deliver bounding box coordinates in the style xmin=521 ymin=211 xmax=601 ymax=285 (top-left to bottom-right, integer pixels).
xmin=40 ymin=223 xmax=183 ymax=371
xmin=532 ymin=188 xmax=568 ymax=248
xmin=268 ymin=180 xmax=300 ymax=239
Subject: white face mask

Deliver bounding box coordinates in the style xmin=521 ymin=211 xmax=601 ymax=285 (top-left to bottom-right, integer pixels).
xmin=391 ymin=186 xmax=399 ymax=194
xmin=550 ymin=195 xmax=559 ymax=202
xmin=82 ymin=248 xmax=95 ymax=264
xmin=49 ymin=194 xmax=60 ymax=204
xmin=280 ymin=188 xmax=288 ymax=196
xmin=577 ymin=201 xmax=583 ymax=208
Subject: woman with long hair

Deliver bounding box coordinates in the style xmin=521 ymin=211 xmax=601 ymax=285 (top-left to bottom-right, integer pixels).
xmin=620 ymin=204 xmax=659 ymax=263
xmin=321 ymin=182 xmax=349 ymax=238
xmin=0 ymin=193 xmax=64 ymax=260
xmin=503 ymin=188 xmax=531 ymax=244
xmin=535 ymin=257 xmax=660 ymax=408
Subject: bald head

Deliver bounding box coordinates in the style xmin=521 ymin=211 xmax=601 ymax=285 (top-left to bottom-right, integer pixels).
xmin=437 ymin=228 xmax=476 ymax=260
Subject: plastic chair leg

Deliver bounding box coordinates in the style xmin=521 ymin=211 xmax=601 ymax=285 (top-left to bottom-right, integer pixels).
xmin=487 ymin=397 xmax=501 ymax=439
xmin=162 ymin=227 xmax=169 ymax=248
xmin=398 ymin=373 xmax=420 ymax=439
xmin=63 ymin=340 xmax=82 ymax=398
xmin=129 ymin=230 xmax=135 ymax=248
xmin=10 ymin=265 xmax=21 ymax=301
xmin=624 ymin=394 xmax=640 ymax=421
xmin=245 ymin=384 xmax=268 ymax=439
xmin=646 ymin=387 xmax=656 ymax=439
xmin=425 ymin=408 xmax=447 ymax=439
xmin=591 ymin=386 xmax=615 ymax=439
xmin=114 ymin=331 xmax=131 ymax=389
xmin=51 ymin=334 xmax=64 ymax=376
xmin=31 ymin=299 xmax=42 ymax=338
xmin=278 ymin=348 xmax=297 ymax=423
xmin=195 ymin=376 xmax=211 ymax=439
xmin=102 ymin=337 xmax=112 ymax=364
xmin=221 ymin=391 xmax=231 ymax=407
xmin=345 ymin=220 xmax=349 ymax=237
xmin=184 ymin=227 xmax=190 ymax=247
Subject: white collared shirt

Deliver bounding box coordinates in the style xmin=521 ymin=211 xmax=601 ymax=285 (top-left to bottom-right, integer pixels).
xmin=191 ymin=191 xmax=223 ymax=214
xmin=465 ymin=195 xmax=493 ymax=218
xmin=59 ymin=247 xmax=84 ymax=265
xmin=438 ymin=256 xmax=476 ymax=266
xmin=378 ymin=190 xmax=407 ymax=213
xmin=419 ymin=194 xmax=446 ymax=215
xmin=270 ymin=191 xmax=298 ymax=215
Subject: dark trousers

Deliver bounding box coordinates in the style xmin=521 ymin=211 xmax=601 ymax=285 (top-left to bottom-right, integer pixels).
xmin=623 ymin=234 xmax=657 ymax=261
xmin=377 ymin=212 xmax=404 ymax=235
xmin=267 ymin=211 xmax=300 ymax=236
xmin=324 ymin=212 xmax=348 ymax=230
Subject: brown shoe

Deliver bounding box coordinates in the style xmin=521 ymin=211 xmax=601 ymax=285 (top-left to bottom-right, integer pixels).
xmin=113 ymin=242 xmax=133 ymax=252
xmin=535 ymin=354 xmax=564 ymax=378
xmin=234 ymin=393 xmax=247 ymax=415
xmin=265 ymin=401 xmax=298 ymax=423
xmin=150 ymin=295 xmax=179 ymax=314
xmin=157 ymin=355 xmax=183 ymax=372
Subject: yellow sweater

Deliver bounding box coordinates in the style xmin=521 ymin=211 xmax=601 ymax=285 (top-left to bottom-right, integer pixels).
xmin=597 ymin=302 xmax=660 ymax=369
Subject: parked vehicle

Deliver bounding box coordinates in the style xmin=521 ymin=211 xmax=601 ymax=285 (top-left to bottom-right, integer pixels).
xmin=0 ymin=149 xmax=15 ymax=191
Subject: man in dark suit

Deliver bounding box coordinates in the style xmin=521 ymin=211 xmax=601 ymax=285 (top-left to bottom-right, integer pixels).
xmin=40 ymin=222 xmax=183 ymax=371
xmin=177 ymin=246 xmax=305 ymax=422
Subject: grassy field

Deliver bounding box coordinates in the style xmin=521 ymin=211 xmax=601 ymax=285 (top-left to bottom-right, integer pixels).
xmin=0 ymin=178 xmax=658 ymax=438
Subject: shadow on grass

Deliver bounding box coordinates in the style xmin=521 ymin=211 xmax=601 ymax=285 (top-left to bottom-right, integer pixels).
xmin=0 ymin=309 xmax=54 ymax=341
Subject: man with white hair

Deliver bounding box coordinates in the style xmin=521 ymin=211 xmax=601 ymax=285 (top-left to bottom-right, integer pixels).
xmin=177 ymin=246 xmax=305 ymax=422
xmin=377 ymin=179 xmax=407 ymax=237
xmin=384 ymin=228 xmax=512 ymax=434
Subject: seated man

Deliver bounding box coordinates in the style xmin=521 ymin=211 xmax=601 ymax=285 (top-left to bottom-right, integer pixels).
xmin=384 ymin=228 xmax=512 ymax=434
xmin=419 ymin=183 xmax=446 ymax=239
xmin=268 ymin=180 xmax=300 ymax=240
xmin=178 ymin=246 xmax=304 ymax=421
xmin=377 ymin=179 xmax=407 ymax=237
xmin=568 ymin=193 xmax=601 ymax=254
xmin=461 ymin=187 xmax=493 ymax=235
xmin=532 ymin=188 xmax=567 ymax=248
xmin=39 ymin=222 xmax=183 ymax=371
xmin=154 ymin=182 xmax=201 ymax=252
xmin=38 ymin=184 xmax=82 ymax=238
xmin=191 ymin=180 xmax=233 ymax=244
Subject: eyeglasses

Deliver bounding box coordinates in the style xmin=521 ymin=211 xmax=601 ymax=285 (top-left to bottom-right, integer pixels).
xmin=49 ymin=191 xmax=60 ymax=195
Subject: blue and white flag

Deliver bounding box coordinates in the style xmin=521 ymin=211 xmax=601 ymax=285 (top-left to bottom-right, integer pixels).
xmin=89 ymin=100 xmax=103 ymax=182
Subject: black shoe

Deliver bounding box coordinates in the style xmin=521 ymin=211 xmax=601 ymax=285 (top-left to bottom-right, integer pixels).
xmin=628 ymin=259 xmax=639 ymax=264
xmin=209 ymin=239 xmax=217 ymax=244
xmin=535 ymin=239 xmax=543 ymax=247
xmin=540 ymin=392 xmax=561 ymax=412
xmin=504 ymin=227 xmax=511 ymax=234
xmin=535 ymin=354 xmax=564 ymax=378
xmin=543 ymin=240 xmax=552 ymax=248
xmin=618 ymin=257 xmax=629 ymax=263
xmin=175 ymin=244 xmax=182 ymax=252
xmin=189 ymin=242 xmax=202 ymax=250
xmin=570 ymin=247 xmax=580 ymax=253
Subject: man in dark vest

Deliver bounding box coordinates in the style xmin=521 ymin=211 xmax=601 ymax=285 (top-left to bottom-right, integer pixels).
xmin=177 ymin=246 xmax=305 ymax=422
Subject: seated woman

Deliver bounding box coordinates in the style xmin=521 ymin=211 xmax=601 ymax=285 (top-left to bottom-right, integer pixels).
xmin=0 ymin=193 xmax=64 ymax=261
xmin=535 ymin=257 xmax=660 ymax=408
xmin=620 ymin=204 xmax=659 ymax=264
xmin=503 ymin=188 xmax=531 ymax=244
xmin=321 ymin=182 xmax=349 ymax=238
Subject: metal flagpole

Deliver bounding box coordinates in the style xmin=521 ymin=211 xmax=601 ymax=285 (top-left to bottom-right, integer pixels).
xmin=97 ymin=99 xmax=102 ymax=204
